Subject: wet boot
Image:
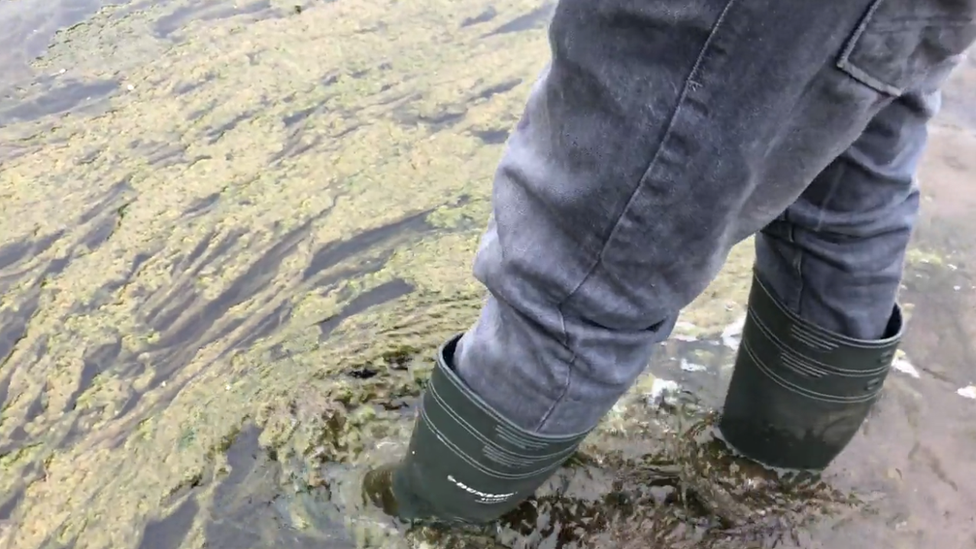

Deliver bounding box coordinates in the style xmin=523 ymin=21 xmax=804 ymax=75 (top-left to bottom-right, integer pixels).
xmin=363 ymin=334 xmax=590 ymax=524
xmin=718 ymin=273 xmax=904 ymax=471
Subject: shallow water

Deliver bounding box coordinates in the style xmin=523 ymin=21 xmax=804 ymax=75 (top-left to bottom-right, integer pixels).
xmin=0 ymin=1 xmax=974 ymax=548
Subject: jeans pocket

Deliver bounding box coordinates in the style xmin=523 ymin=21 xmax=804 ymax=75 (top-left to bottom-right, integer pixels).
xmin=837 ymin=0 xmax=976 ymax=96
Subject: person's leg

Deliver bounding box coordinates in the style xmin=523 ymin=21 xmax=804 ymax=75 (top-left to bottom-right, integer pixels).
xmin=718 ymin=88 xmax=940 ymax=470
xmin=756 ymin=89 xmax=937 ymax=341
xmin=368 ymin=0 xmax=976 ymax=523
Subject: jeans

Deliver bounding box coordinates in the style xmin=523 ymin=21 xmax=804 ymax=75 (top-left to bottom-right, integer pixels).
xmin=452 ymin=0 xmax=976 ymax=436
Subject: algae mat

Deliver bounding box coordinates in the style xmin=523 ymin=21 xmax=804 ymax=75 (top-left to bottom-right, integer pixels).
xmin=0 ymin=0 xmax=779 ymax=546
xmin=0 ymin=0 xmax=544 ymax=546
xmin=1 ymin=0 xmax=974 ymax=548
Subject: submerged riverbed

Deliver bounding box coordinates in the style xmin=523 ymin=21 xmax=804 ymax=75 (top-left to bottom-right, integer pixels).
xmin=1 ymin=1 xmax=974 ymax=548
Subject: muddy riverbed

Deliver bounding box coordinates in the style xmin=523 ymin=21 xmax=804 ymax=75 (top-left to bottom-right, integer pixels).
xmin=1 ymin=1 xmax=974 ymax=548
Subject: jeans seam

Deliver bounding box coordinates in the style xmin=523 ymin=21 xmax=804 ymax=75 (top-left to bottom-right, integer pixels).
xmin=543 ymin=0 xmax=740 ymax=432
xmin=554 ymin=0 xmax=741 ymax=325
xmin=535 ymin=307 xmax=571 ymax=431
xmin=789 ymin=215 xmax=806 ymax=318
xmin=536 ymin=357 xmax=572 ymax=432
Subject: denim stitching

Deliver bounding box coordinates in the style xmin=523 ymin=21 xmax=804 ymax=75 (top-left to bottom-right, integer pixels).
xmin=542 ymin=0 xmax=741 ymax=432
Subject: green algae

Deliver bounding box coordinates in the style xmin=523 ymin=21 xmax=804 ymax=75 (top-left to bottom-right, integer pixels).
xmin=1 ymin=0 xmax=974 ymax=548
xmin=0 ymin=1 xmax=550 ymax=546
xmin=905 ymin=247 xmax=950 ymax=268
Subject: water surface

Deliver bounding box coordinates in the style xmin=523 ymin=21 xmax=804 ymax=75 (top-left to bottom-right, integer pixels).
xmin=0 ymin=1 xmax=974 ymax=548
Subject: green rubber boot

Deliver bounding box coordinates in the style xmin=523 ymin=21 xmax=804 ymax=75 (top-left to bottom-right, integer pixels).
xmin=363 ymin=334 xmax=590 ymax=524
xmin=718 ymin=273 xmax=904 ymax=471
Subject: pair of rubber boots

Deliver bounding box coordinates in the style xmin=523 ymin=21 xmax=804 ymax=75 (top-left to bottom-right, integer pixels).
xmin=362 ymin=273 xmax=904 ymax=524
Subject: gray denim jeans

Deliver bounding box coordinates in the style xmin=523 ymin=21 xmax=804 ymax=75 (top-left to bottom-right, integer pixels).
xmin=453 ymin=0 xmax=976 ymax=436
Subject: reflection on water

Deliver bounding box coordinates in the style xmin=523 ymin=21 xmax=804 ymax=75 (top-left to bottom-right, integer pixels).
xmin=0 ymin=0 xmax=105 ymax=84
xmin=0 ymin=78 xmax=120 ymax=124
xmin=0 ymin=1 xmax=974 ymax=548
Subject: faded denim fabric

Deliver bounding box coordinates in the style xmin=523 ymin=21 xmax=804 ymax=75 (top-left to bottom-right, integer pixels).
xmin=453 ymin=0 xmax=976 ymax=435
